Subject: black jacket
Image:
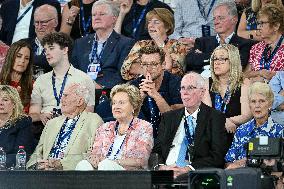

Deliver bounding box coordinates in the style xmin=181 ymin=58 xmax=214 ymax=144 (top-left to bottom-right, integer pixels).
xmin=151 ymin=103 xmax=228 ymax=169
xmin=186 ymin=34 xmax=256 ymax=73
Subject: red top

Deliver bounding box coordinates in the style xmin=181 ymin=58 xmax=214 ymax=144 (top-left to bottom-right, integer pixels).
xmin=249 ymin=41 xmax=284 ymax=71
xmin=10 ymin=81 xmax=32 ymax=114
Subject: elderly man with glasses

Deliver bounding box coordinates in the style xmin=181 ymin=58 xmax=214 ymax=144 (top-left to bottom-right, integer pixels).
xmin=185 ymin=1 xmax=255 ymax=74
xmin=130 ymin=45 xmax=183 ymax=138
xmin=30 ymin=4 xmax=59 ymax=79
xmin=0 ymin=0 xmax=61 ymax=45
xmin=150 ymin=72 xmax=228 ymax=179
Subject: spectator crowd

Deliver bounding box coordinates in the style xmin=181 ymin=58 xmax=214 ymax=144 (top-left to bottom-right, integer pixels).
xmin=0 ymin=0 xmax=283 ymax=186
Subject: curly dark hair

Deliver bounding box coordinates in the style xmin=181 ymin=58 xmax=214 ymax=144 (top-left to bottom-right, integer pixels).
xmin=138 ymin=45 xmax=165 ymax=64
xmin=42 ymin=32 xmax=73 ymax=60
xmin=0 ymin=39 xmax=33 ymax=109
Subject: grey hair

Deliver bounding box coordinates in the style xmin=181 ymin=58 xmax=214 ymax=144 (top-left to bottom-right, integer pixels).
xmin=34 ymin=4 xmax=58 ymax=23
xmin=215 ymin=1 xmax=238 ymax=17
xmin=184 ymin=72 xmax=206 ymax=89
xmin=74 ymin=85 xmax=90 ymax=104
xmin=93 ymin=0 xmax=120 ymax=17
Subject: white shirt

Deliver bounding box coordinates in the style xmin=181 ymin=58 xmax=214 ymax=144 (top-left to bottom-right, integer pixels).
xmin=35 ymin=37 xmax=44 ymax=55
xmin=107 ymin=134 xmax=126 ymax=160
xmin=216 ymin=32 xmax=235 ymax=44
xmin=12 ymin=0 xmax=34 ymax=44
xmin=165 ymin=108 xmax=199 ymax=166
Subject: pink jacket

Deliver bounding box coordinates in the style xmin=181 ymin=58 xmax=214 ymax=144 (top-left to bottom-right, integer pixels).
xmin=90 ymin=117 xmax=153 ymax=170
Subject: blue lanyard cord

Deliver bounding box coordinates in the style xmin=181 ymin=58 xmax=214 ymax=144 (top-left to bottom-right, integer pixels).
xmin=17 ymin=4 xmax=33 ymax=24
xmin=59 ymin=116 xmax=80 ymax=140
xmin=52 ymin=69 xmax=69 ymax=107
xmin=196 ymin=0 xmax=216 ymax=20
xmin=50 ymin=115 xmax=81 ymax=158
xmin=88 ymin=38 xmax=106 ymax=64
xmin=183 ymin=116 xmax=194 ymax=160
xmin=214 ymin=85 xmax=231 ymax=113
xmin=260 ymin=35 xmax=284 ymax=70
xmin=79 ymin=0 xmax=92 ymax=36
xmin=132 ymin=2 xmax=150 ymax=38
xmin=106 ymin=118 xmax=134 ymax=159
xmin=183 ymin=116 xmax=194 ymax=145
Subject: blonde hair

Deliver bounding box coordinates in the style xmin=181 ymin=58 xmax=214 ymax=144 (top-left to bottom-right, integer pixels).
xmin=251 ymin=0 xmax=283 ymax=12
xmin=210 ymin=44 xmax=243 ymax=94
xmin=0 ymin=85 xmax=24 ymax=122
xmin=248 ymin=82 xmax=274 ymax=104
xmin=110 ymin=84 xmax=143 ymax=116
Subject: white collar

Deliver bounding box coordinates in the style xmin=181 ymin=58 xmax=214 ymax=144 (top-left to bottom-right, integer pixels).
xmin=216 ymin=32 xmax=235 ymax=44
xmin=184 ymin=107 xmax=199 ymax=120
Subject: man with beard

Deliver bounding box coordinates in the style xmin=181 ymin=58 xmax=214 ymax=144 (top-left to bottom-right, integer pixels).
xmin=130 ymin=45 xmax=183 ymax=138
xmin=29 ymin=32 xmax=96 ymax=139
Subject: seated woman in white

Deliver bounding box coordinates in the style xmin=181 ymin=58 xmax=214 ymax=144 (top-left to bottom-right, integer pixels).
xmin=76 ymin=84 xmax=153 ymax=170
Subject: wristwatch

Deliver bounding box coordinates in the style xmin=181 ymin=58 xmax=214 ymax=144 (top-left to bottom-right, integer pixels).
xmin=66 ymin=18 xmax=73 ymax=26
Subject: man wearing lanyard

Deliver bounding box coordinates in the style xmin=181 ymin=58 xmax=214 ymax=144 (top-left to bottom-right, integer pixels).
xmin=170 ymin=0 xmax=220 ymax=50
xmin=27 ymin=83 xmax=103 ymax=170
xmin=0 ymin=0 xmax=61 ymax=45
xmin=29 ymin=32 xmax=96 ymax=140
xmin=185 ymin=1 xmax=255 ymax=74
xmin=130 ymin=46 xmax=183 ymax=139
xmin=114 ymin=0 xmax=173 ymax=41
xmin=72 ymin=0 xmax=134 ymax=91
xmin=150 ymin=72 xmax=228 ymax=178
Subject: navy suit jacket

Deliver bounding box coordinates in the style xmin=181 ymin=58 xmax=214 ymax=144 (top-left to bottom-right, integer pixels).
xmin=28 ymin=38 xmax=52 ymax=74
xmin=151 ymin=103 xmax=228 ymax=169
xmin=186 ymin=34 xmax=256 ymax=73
xmin=0 ymin=116 xmax=34 ymax=168
xmin=71 ymin=31 xmax=134 ymax=89
xmin=0 ymin=0 xmax=61 ymax=45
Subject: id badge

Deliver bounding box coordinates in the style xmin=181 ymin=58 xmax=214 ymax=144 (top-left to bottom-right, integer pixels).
xmin=87 ymin=63 xmax=101 ymax=80
xmin=202 ymin=25 xmax=211 ymax=37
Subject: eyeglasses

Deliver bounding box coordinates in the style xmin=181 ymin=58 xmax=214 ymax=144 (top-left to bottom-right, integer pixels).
xmin=180 ymin=85 xmax=201 ymax=92
xmin=212 ymin=57 xmax=229 ymax=64
xmin=34 ymin=18 xmax=55 ymax=27
xmin=140 ymin=62 xmax=161 ymax=68
xmin=213 ymin=16 xmax=228 ymax=21
xmin=257 ymin=21 xmax=270 ymax=28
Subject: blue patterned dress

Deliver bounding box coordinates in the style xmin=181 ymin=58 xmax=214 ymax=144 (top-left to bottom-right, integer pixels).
xmin=225 ymin=117 xmax=284 ymax=162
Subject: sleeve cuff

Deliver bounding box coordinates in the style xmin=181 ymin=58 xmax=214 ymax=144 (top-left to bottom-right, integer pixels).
xmin=186 ymin=164 xmax=195 ymax=171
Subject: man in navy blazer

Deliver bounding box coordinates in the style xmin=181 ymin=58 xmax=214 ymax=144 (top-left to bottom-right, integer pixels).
xmin=151 ymin=72 xmax=228 ymax=178
xmin=185 ymin=1 xmax=255 ymax=73
xmin=71 ymin=0 xmax=134 ymax=89
xmin=0 ymin=0 xmax=61 ymax=45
